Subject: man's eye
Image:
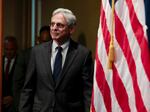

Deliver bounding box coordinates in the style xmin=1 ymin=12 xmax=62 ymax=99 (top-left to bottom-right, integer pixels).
xmin=50 ymin=23 xmax=55 ymax=26
xmin=57 ymin=23 xmax=65 ymax=28
xmin=50 ymin=22 xmax=66 ymax=28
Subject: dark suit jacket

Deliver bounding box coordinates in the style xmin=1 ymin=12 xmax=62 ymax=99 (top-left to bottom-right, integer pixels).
xmin=19 ymin=39 xmax=93 ymax=112
xmin=2 ymin=56 xmax=17 ymax=97
xmin=13 ymin=48 xmax=31 ymax=111
xmin=2 ymin=56 xmax=17 ymax=112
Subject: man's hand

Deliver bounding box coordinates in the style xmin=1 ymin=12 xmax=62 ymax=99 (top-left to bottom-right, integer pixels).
xmin=3 ymin=96 xmax=13 ymax=107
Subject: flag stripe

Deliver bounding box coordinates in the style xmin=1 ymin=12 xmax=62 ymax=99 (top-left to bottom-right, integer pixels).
xmin=100 ymin=4 xmax=111 ymax=53
xmin=91 ymin=88 xmax=96 ymax=112
xmin=112 ymin=65 xmax=131 ymax=112
xmin=95 ymin=40 xmax=112 ymax=112
xmin=126 ymin=0 xmax=150 ymax=81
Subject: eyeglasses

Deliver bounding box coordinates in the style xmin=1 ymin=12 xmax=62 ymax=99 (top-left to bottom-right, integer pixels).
xmin=50 ymin=22 xmax=67 ymax=29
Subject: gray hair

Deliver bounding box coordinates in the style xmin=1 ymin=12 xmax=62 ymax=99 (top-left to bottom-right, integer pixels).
xmin=52 ymin=8 xmax=76 ymax=27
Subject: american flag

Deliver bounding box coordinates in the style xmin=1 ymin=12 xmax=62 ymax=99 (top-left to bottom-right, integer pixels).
xmin=91 ymin=0 xmax=150 ymax=112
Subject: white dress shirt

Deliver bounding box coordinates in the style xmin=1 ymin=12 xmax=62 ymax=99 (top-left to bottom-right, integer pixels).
xmin=51 ymin=40 xmax=70 ymax=73
xmin=4 ymin=57 xmax=15 ymax=73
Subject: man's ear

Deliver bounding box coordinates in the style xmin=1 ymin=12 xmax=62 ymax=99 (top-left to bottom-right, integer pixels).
xmin=69 ymin=26 xmax=76 ymax=34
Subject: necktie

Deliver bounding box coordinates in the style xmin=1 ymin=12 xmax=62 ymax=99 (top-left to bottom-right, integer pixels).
xmin=5 ymin=59 xmax=11 ymax=81
xmin=53 ymin=47 xmax=62 ymax=81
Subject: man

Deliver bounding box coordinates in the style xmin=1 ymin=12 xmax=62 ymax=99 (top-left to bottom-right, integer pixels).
xmin=36 ymin=25 xmax=52 ymax=44
xmin=13 ymin=47 xmax=31 ymax=112
xmin=19 ymin=8 xmax=93 ymax=112
xmin=2 ymin=36 xmax=18 ymax=112
xmin=13 ymin=25 xmax=52 ymax=112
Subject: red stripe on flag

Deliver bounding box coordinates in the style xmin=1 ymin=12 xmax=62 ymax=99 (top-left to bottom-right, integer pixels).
xmin=114 ymin=10 xmax=147 ymax=112
xmin=112 ymin=65 xmax=131 ymax=112
xmin=126 ymin=0 xmax=150 ymax=81
xmin=90 ymin=88 xmax=96 ymax=112
xmin=100 ymin=5 xmax=110 ymax=53
xmin=95 ymin=42 xmax=112 ymax=112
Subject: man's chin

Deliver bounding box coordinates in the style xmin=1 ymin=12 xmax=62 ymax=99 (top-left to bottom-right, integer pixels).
xmin=52 ymin=36 xmax=59 ymax=40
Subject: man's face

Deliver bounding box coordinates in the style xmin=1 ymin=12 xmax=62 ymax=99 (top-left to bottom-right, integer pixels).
xmin=50 ymin=13 xmax=72 ymax=44
xmin=40 ymin=31 xmax=50 ymax=43
xmin=4 ymin=41 xmax=17 ymax=59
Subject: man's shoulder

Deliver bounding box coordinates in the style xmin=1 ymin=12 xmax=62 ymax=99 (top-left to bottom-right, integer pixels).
xmin=29 ymin=41 xmax=51 ymax=56
xmin=33 ymin=41 xmax=51 ymax=49
xmin=70 ymin=39 xmax=91 ymax=53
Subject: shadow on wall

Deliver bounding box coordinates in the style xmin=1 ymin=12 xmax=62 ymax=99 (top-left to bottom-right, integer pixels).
xmin=77 ymin=32 xmax=87 ymax=47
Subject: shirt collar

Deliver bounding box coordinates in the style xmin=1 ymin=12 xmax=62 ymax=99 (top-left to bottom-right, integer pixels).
xmin=52 ymin=40 xmax=70 ymax=52
xmin=4 ymin=57 xmax=15 ymax=63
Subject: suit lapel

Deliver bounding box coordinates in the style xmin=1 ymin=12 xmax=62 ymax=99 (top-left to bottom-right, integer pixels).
xmin=9 ymin=56 xmax=17 ymax=76
xmin=42 ymin=41 xmax=55 ymax=87
xmin=55 ymin=39 xmax=78 ymax=88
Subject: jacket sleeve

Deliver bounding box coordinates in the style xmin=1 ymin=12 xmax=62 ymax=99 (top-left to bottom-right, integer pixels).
xmin=19 ymin=48 xmax=36 ymax=112
xmin=82 ymin=51 xmax=94 ymax=112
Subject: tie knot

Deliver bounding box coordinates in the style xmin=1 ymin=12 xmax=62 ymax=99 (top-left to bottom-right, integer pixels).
xmin=56 ymin=46 xmax=62 ymax=52
xmin=7 ymin=59 xmax=11 ymax=63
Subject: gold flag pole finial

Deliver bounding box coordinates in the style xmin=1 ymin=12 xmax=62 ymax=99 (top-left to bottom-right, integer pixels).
xmin=108 ymin=0 xmax=115 ymax=69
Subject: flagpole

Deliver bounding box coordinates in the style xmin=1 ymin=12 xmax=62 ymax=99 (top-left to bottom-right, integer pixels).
xmin=108 ymin=0 xmax=115 ymax=69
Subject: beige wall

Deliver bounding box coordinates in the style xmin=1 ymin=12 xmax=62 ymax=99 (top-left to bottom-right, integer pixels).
xmin=4 ymin=0 xmax=32 ymax=50
xmin=42 ymin=0 xmax=100 ymax=57
xmin=65 ymin=0 xmax=99 ymax=56
xmin=4 ymin=0 xmax=100 ymax=57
